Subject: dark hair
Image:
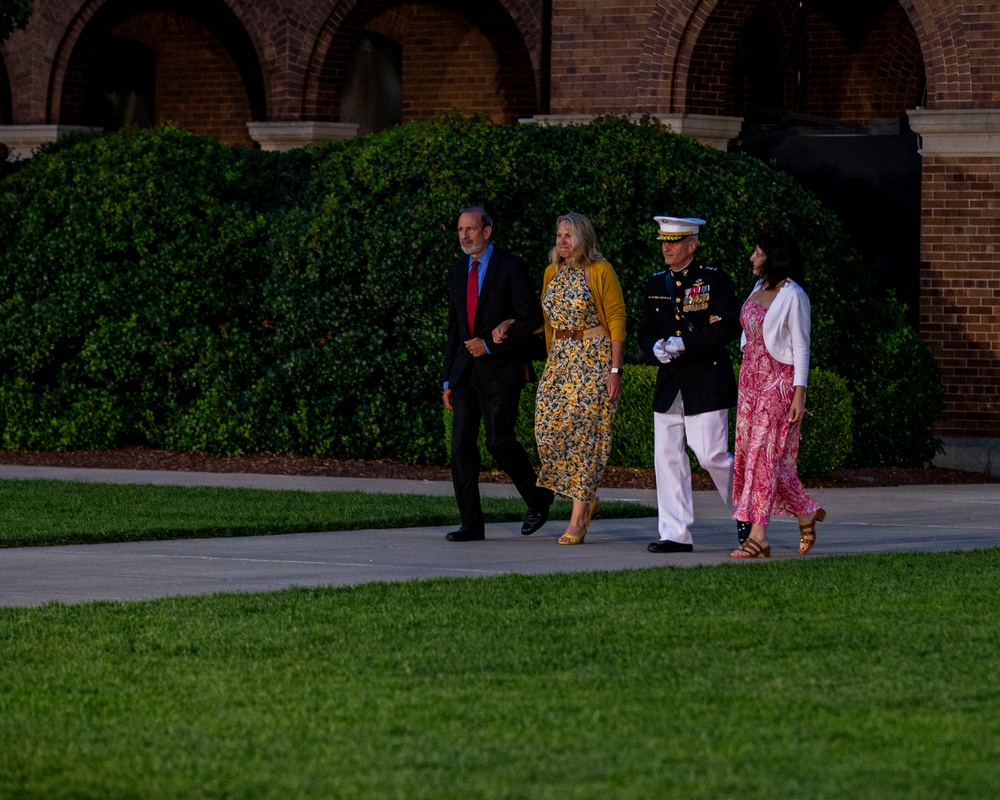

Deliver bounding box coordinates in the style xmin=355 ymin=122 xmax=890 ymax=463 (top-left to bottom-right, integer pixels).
xmin=755 ymin=229 xmax=805 ymax=290
xmin=459 ymin=205 xmax=493 ymax=229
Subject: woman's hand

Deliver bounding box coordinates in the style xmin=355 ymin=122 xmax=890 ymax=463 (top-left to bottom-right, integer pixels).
xmin=492 ymin=318 xmax=514 ymax=344
xmin=607 ymin=372 xmax=622 ymax=402
xmin=789 ymin=385 xmax=807 ymax=423
xmin=607 ymin=341 xmax=625 ymax=403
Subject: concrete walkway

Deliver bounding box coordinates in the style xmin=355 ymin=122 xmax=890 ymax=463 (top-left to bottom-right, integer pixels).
xmin=0 ymin=465 xmax=997 ymax=607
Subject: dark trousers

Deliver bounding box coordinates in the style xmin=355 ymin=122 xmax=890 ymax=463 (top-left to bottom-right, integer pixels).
xmin=450 ymin=384 xmax=552 ymax=532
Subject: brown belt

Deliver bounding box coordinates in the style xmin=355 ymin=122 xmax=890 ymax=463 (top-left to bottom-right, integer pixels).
xmin=553 ymin=325 xmax=606 ymax=340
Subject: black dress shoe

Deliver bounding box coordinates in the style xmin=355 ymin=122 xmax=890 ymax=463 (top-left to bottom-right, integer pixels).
xmin=737 ymin=520 xmax=751 ymax=544
xmin=521 ymin=502 xmax=552 ymax=536
xmin=446 ymin=528 xmax=485 ymax=542
xmin=647 ymin=539 xmax=694 ymax=553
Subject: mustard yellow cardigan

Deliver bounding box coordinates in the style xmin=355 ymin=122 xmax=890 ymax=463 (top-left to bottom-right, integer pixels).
xmin=541 ymin=259 xmax=627 ymax=353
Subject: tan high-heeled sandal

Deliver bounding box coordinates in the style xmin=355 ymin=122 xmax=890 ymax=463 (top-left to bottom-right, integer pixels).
xmin=798 ymin=508 xmax=826 ymax=555
xmin=730 ymin=538 xmax=771 ymax=559
xmin=557 ymin=497 xmax=600 ymax=545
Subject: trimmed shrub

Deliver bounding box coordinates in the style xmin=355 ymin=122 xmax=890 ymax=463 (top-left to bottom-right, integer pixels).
xmin=0 ymin=127 xmax=303 ymax=452
xmin=608 ymin=363 xmax=657 ymax=468
xmin=798 ymin=368 xmax=854 ymax=477
xmin=844 ymin=318 xmax=944 ymax=467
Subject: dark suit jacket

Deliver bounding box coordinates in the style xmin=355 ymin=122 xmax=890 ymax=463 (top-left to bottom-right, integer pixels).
xmin=442 ymin=247 xmax=542 ymax=395
xmin=638 ymin=261 xmax=740 ymax=415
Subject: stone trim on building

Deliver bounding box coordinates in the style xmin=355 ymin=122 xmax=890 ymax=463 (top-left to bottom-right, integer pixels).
xmin=0 ymin=124 xmax=101 ymax=160
xmin=246 ymin=121 xmax=359 ymax=151
xmin=908 ymin=109 xmax=1000 ymax=155
xmin=524 ymin=112 xmax=743 ymax=151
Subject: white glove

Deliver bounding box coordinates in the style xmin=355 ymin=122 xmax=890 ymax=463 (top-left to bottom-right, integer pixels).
xmin=664 ymin=336 xmax=686 ymax=356
xmin=652 ymin=339 xmax=674 ymax=364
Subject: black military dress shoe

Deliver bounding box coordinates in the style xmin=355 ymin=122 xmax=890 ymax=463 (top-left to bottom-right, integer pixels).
xmin=521 ymin=503 xmax=552 ymax=536
xmin=647 ymin=539 xmax=694 ymax=553
xmin=446 ymin=527 xmax=485 ymax=542
xmin=737 ymin=520 xmax=752 ymax=544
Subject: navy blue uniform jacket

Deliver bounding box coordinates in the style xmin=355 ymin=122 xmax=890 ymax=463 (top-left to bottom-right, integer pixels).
xmin=638 ymin=261 xmax=740 ymax=415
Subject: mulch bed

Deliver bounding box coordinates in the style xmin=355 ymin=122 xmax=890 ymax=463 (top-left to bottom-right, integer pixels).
xmin=0 ymin=446 xmax=995 ymax=490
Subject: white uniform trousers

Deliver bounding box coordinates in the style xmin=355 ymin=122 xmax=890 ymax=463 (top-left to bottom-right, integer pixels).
xmin=653 ymin=392 xmax=734 ymax=544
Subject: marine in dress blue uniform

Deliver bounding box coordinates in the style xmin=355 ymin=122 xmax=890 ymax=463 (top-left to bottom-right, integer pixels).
xmin=637 ymin=216 xmax=741 ymax=552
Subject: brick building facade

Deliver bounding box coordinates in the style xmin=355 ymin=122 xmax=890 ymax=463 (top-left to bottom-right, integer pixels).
xmin=0 ymin=0 xmax=996 ymax=470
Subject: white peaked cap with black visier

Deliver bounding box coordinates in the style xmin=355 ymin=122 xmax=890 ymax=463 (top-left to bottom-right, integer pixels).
xmin=654 ymin=216 xmax=706 ymax=242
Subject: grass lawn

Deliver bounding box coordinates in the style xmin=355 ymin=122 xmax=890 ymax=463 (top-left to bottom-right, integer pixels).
xmin=0 ymin=479 xmax=654 ymax=548
xmin=1 ymin=549 xmax=998 ymax=798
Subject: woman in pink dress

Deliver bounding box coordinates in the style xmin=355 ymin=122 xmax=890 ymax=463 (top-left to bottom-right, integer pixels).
xmin=730 ymin=230 xmax=825 ymax=558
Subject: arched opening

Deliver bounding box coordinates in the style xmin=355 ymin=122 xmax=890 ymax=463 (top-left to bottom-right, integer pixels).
xmin=733 ymin=7 xmax=785 ymax=120
xmin=58 ymin=0 xmax=265 ymax=147
xmin=691 ymin=0 xmax=924 ymax=130
xmin=340 ymin=32 xmax=403 ymax=136
xmin=688 ymin=0 xmax=925 ymax=325
xmin=80 ymin=36 xmax=156 ymax=132
xmin=308 ymin=0 xmax=537 ymax=128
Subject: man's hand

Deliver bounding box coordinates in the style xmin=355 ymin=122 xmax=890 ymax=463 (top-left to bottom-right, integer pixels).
xmin=465 ymin=337 xmax=489 ymax=357
xmin=442 ymin=388 xmax=453 ymax=411
xmin=652 ymin=339 xmax=674 ymax=364
xmin=663 ymin=336 xmax=686 ymax=355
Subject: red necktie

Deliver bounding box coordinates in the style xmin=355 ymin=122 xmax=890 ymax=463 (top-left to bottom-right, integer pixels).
xmin=466 ymin=260 xmax=480 ymax=332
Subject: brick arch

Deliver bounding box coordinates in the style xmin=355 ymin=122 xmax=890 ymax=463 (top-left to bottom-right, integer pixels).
xmin=635 ymin=0 xmax=718 ymax=114
xmin=897 ymin=0 xmax=974 ymax=107
xmin=682 ymin=0 xmax=925 ymax=123
xmin=684 ymin=0 xmax=762 ymax=117
xmin=636 ymin=0 xmax=973 ymax=115
xmin=302 ymin=0 xmax=540 ymax=121
xmin=854 ymin=5 xmax=925 ymax=118
xmin=47 ymin=0 xmax=271 ymax=124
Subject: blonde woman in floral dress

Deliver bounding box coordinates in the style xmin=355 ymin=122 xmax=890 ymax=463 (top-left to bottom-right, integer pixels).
xmin=522 ymin=213 xmax=626 ymax=544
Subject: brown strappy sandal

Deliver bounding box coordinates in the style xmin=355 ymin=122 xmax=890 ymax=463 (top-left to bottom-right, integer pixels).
xmin=798 ymin=508 xmax=826 ymax=555
xmin=730 ymin=538 xmax=771 ymax=559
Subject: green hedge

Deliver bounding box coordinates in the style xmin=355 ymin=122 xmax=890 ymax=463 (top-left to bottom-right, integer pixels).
xmin=0 ymin=127 xmax=309 ymax=453
xmin=798 ymin=368 xmax=854 ymax=477
xmin=0 ymin=119 xmax=942 ymax=466
xmin=841 ymin=320 xmax=943 ymax=467
xmin=448 ymin=364 xmax=852 ymax=478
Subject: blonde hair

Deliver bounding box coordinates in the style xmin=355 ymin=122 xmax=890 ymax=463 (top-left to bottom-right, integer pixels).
xmin=548 ymin=212 xmax=604 ymax=268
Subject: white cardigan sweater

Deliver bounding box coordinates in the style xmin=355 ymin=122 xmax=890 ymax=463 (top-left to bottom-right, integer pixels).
xmin=740 ymin=278 xmax=811 ymax=388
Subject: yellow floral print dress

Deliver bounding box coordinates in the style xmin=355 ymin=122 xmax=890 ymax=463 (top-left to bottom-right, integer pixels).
xmin=535 ymin=266 xmax=618 ymax=503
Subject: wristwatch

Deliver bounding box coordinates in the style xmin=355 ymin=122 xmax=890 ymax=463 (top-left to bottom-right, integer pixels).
xmin=610 ymin=367 xmax=621 ymax=375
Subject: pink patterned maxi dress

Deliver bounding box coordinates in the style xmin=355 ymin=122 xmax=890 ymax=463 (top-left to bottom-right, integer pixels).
xmin=732 ymin=299 xmax=821 ymax=525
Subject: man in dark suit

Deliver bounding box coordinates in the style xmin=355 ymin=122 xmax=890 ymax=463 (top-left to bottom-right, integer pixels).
xmin=442 ymin=206 xmax=554 ymax=541
xmin=638 ymin=216 xmax=741 ymax=553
